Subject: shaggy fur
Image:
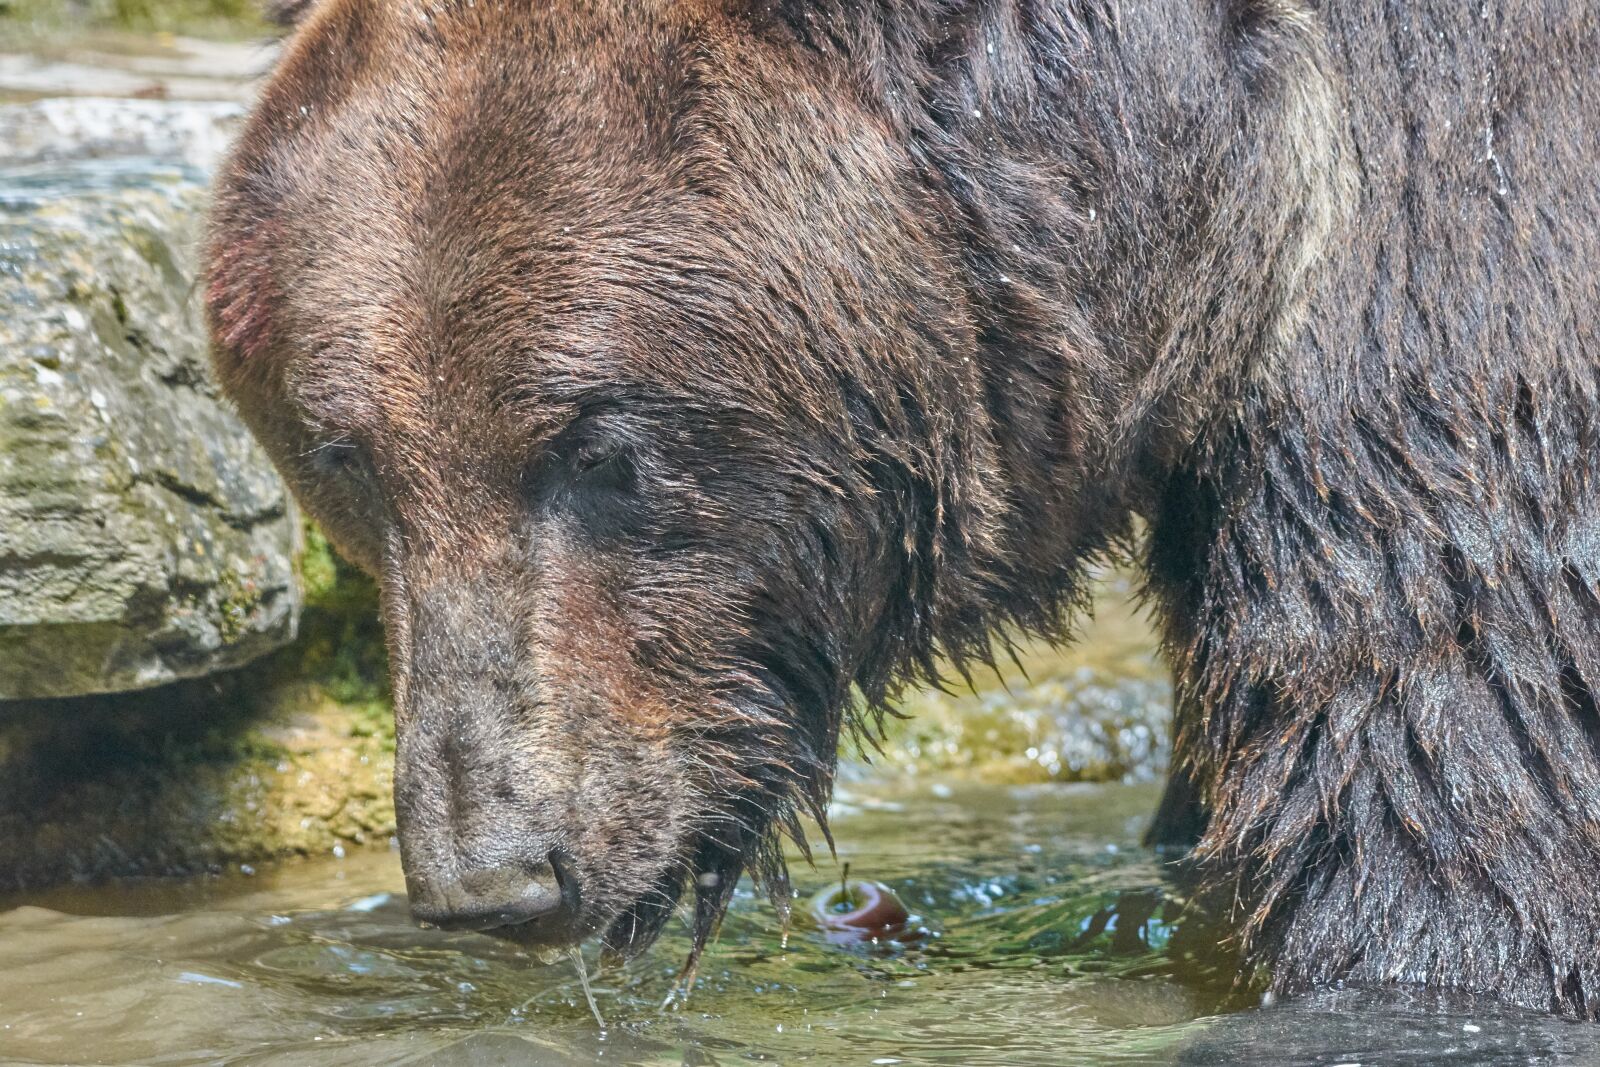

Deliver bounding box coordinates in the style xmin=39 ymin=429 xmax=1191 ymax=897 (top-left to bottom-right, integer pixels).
xmin=204 ymin=0 xmax=1600 ymax=1013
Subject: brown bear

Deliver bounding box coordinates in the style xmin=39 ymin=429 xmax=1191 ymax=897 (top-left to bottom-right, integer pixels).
xmin=204 ymin=0 xmax=1600 ymax=1015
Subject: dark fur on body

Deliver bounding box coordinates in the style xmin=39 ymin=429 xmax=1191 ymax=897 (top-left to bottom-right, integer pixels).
xmin=204 ymin=0 xmax=1600 ymax=1013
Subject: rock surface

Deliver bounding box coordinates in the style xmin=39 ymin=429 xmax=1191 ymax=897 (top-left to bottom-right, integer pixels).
xmin=864 ymin=581 xmax=1173 ymax=785
xmin=0 ymin=151 xmax=301 ymax=699
xmin=0 ymin=35 xmax=273 ymax=103
xmin=0 ymin=97 xmax=244 ymax=170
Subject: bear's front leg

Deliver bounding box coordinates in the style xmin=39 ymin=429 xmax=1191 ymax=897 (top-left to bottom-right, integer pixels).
xmin=1145 ymin=421 xmax=1600 ymax=1017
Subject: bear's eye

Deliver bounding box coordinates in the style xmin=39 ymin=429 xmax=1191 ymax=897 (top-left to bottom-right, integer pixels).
xmin=306 ymin=439 xmax=374 ymax=483
xmin=571 ymin=435 xmax=634 ymax=497
xmin=574 ymin=437 xmax=623 ymax=474
xmin=524 ymin=428 xmax=642 ymax=540
xmin=524 ymin=418 xmax=644 ymax=519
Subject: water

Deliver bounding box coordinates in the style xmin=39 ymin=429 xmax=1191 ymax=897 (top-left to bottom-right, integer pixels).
xmin=0 ymin=781 xmax=1203 ymax=1066
xmin=3 ymin=778 xmax=1596 ymax=1067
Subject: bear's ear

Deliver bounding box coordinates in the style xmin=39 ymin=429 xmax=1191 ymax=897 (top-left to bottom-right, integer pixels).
xmin=263 ymin=0 xmax=318 ymax=27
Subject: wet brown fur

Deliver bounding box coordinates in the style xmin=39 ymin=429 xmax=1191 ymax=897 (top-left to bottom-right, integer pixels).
xmin=205 ymin=0 xmax=1600 ymax=1015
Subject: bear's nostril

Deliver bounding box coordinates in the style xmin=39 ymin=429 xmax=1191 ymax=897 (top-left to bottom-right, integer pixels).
xmin=549 ymin=848 xmax=581 ymax=914
xmin=409 ymin=859 xmax=567 ymax=933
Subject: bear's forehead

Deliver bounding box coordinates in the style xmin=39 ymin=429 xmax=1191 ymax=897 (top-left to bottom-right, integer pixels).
xmin=238 ymin=0 xmax=832 ymax=371
xmin=210 ymin=0 xmax=924 ymax=447
xmin=256 ymin=0 xmax=770 ymax=185
xmin=269 ymin=178 xmax=789 ymax=412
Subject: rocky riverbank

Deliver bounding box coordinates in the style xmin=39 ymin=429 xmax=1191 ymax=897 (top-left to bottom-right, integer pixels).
xmin=0 ymin=155 xmax=301 ymax=699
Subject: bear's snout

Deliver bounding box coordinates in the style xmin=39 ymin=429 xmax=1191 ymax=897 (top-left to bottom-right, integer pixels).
xmin=389 ymin=577 xmax=580 ymax=939
xmin=405 ymin=854 xmax=576 ymax=938
xmin=387 ymin=568 xmax=682 ymax=952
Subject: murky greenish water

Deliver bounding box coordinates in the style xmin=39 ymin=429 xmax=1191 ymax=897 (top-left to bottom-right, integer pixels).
xmin=4 ymin=778 xmax=1599 ymax=1067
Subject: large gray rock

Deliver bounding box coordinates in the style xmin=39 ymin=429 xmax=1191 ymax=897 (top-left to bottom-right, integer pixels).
xmin=0 ymin=153 xmax=300 ymax=699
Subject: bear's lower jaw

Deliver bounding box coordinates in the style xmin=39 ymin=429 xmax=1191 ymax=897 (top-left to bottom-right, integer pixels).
xmin=480 ymin=910 xmax=593 ymax=952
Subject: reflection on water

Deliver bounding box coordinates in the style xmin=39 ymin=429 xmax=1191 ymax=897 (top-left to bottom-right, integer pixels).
xmin=2 ymin=779 xmax=1592 ymax=1067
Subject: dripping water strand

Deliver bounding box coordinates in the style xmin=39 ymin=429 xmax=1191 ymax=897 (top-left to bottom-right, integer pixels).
xmin=570 ymin=948 xmax=606 ymax=1031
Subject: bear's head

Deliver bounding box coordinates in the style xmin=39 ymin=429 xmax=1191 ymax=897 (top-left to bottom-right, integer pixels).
xmin=205 ymin=0 xmax=1089 ymax=967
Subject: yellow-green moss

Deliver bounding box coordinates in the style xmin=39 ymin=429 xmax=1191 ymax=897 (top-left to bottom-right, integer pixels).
xmin=0 ymin=0 xmax=266 ymax=38
xmin=211 ymin=565 xmax=267 ymax=645
xmin=297 ymin=522 xmax=341 ymax=608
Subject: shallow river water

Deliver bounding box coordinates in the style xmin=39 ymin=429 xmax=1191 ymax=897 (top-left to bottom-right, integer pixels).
xmin=5 ymin=777 xmax=1600 ymax=1067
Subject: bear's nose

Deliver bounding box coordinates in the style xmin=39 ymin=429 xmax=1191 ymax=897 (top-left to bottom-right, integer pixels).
xmin=407 ymin=857 xmax=570 ymax=933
